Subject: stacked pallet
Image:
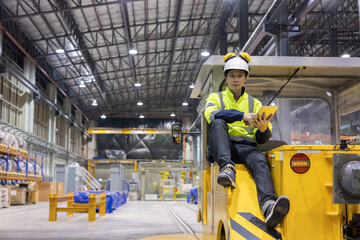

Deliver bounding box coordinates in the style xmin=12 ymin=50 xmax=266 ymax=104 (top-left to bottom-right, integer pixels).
xmin=0 ymin=185 xmax=10 ymax=208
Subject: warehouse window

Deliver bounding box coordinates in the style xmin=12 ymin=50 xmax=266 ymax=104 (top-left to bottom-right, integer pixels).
xmin=57 ymin=92 xmax=64 ymax=107
xmin=0 ymin=72 xmax=22 ymax=127
xmin=256 ymin=98 xmax=331 ymax=145
xmin=34 ymin=97 xmax=48 ymax=140
xmin=2 ymin=34 xmax=25 ymax=69
xmin=55 ymin=116 xmax=66 ymax=148
xmin=35 ymin=69 xmax=48 ymax=92
xmin=340 ymin=110 xmax=360 ymax=138
xmin=71 ymin=105 xmax=76 ymax=117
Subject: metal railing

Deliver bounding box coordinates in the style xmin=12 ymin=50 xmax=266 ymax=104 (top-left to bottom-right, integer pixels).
xmin=76 ymin=166 xmax=101 ymax=191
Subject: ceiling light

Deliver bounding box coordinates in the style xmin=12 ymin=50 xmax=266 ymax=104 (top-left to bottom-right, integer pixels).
xmin=341 ymin=53 xmax=350 ymax=58
xmin=139 ymin=114 xmax=144 ymax=118
xmin=182 ymin=101 xmax=188 ymax=106
xmin=134 ymin=82 xmax=141 ymax=87
xmin=137 ymin=101 xmax=143 ymax=106
xmin=92 ymin=100 xmax=98 ymax=106
xmin=189 ymin=83 xmax=195 ymax=89
xmin=56 ymin=48 xmax=65 ymax=54
xmin=170 ymin=112 xmax=175 ymax=117
xmin=101 ymin=114 xmax=106 ymax=119
xmin=201 ymin=50 xmax=210 ymax=57
xmin=326 ymin=91 xmax=332 ymax=97
xmin=129 ymin=48 xmax=138 ymax=55
xmin=79 ymin=80 xmax=86 ymax=88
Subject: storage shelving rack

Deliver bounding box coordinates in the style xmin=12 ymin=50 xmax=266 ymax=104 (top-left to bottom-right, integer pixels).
xmin=0 ymin=143 xmax=43 ymax=184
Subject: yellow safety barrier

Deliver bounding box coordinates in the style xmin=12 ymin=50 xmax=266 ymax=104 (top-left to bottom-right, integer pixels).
xmin=159 ymin=186 xmax=177 ymax=201
xmin=49 ymin=192 xmax=106 ymax=222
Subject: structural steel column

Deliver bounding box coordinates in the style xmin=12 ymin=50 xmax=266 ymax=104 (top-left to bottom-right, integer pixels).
xmin=21 ymin=58 xmax=36 ymax=133
xmin=48 ymin=151 xmax=55 ymax=180
xmin=47 ymin=83 xmax=57 ymax=144
xmin=239 ymin=0 xmax=249 ymax=49
xmin=276 ymin=8 xmax=289 ymax=56
xmin=140 ymin=168 xmax=146 ymax=201
xmin=330 ymin=29 xmax=338 ymax=57
xmin=0 ymin=29 xmax=2 ymax=55
xmin=219 ymin=34 xmax=227 ymax=55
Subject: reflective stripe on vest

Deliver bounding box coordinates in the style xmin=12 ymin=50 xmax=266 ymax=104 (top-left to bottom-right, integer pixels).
xmin=229 ymin=135 xmax=255 ymax=142
xmin=217 ymin=92 xmax=225 ymax=110
xmin=206 ymin=102 xmax=219 ymax=121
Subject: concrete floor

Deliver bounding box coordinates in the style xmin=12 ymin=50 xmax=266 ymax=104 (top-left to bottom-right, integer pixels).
xmin=0 ymin=200 xmax=203 ymax=240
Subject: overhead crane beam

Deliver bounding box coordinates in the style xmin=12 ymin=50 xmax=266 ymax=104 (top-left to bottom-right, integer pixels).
xmin=87 ymin=128 xmax=189 ymax=135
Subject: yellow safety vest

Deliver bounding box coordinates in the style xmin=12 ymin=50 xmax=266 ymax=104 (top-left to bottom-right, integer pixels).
xmin=204 ymin=87 xmax=272 ymax=143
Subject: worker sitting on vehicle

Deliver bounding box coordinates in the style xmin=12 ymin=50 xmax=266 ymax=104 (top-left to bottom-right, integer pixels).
xmin=204 ymin=52 xmax=290 ymax=229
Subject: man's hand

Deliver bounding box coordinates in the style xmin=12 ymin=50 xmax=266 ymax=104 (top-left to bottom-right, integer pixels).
xmin=253 ymin=112 xmax=272 ymax=132
xmin=243 ymin=113 xmax=256 ymax=126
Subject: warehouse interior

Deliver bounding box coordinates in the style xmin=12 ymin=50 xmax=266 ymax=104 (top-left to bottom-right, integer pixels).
xmin=0 ymin=0 xmax=359 ymax=239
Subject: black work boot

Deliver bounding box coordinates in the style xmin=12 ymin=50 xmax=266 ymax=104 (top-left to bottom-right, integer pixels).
xmin=217 ymin=164 xmax=236 ymax=188
xmin=265 ymin=195 xmax=290 ymax=228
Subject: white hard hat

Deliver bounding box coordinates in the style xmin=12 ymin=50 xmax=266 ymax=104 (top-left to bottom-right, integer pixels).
xmin=223 ymin=52 xmax=251 ymax=75
xmin=223 ymin=57 xmax=249 ymax=73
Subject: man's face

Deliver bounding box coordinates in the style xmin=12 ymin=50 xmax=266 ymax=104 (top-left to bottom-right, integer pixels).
xmin=225 ymin=69 xmax=247 ymax=93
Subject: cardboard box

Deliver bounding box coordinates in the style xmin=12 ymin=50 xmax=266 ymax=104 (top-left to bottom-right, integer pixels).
xmin=57 ymin=182 xmax=64 ymax=195
xmin=27 ymin=182 xmax=38 ymax=191
xmin=37 ymin=182 xmax=57 ymax=201
xmin=28 ymin=190 xmax=39 ymax=203
xmin=10 ymin=187 xmax=26 ymax=205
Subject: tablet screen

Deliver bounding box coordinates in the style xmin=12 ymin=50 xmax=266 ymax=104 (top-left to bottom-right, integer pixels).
xmin=249 ymin=106 xmax=278 ymax=127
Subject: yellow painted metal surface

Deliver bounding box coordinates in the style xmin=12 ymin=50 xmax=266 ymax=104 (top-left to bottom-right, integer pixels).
xmin=88 ymin=159 xmax=137 ymax=179
xmin=134 ymin=160 xmax=138 ymax=173
xmin=200 ymin=145 xmax=360 ymax=240
xmin=227 ymin=165 xmax=279 ymax=240
xmin=202 ymin=165 xmax=277 ymax=240
xmin=159 ymin=185 xmax=177 ymax=201
xmin=181 ymin=171 xmax=187 ymax=183
xmin=87 ymin=161 xmax=95 ymax=190
xmin=87 ymin=128 xmax=189 ymax=134
xmin=201 ymin=167 xmax=211 ymax=225
xmin=267 ymin=145 xmax=360 ymax=240
xmin=49 ymin=192 xmax=106 ymax=222
xmin=140 ymin=233 xmax=203 ymax=239
xmin=89 ymin=159 xmax=137 ymax=164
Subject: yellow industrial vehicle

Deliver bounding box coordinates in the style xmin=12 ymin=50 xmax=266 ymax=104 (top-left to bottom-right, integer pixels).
xmin=190 ymin=55 xmax=360 ymax=240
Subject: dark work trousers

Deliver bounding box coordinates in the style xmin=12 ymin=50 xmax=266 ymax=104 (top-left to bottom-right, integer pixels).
xmin=209 ymin=118 xmax=278 ymax=210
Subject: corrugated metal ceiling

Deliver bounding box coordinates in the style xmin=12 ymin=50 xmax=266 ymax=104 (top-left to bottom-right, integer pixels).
xmin=0 ymin=0 xmax=358 ymax=120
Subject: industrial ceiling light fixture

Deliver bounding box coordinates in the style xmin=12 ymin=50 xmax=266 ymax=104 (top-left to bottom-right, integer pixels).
xmin=189 ymin=83 xmax=195 ymax=88
xmin=101 ymin=114 xmax=106 ymax=119
xmin=92 ymin=100 xmax=98 ymax=106
xmin=129 ymin=48 xmax=138 ymax=55
xmin=56 ymin=48 xmax=65 ymax=54
xmin=139 ymin=114 xmax=144 ymax=118
xmin=341 ymin=53 xmax=350 ymax=58
xmin=137 ymin=101 xmax=143 ymax=106
xmin=134 ymin=82 xmax=141 ymax=87
xmin=201 ymin=50 xmax=210 ymax=57
xmin=79 ymin=80 xmax=86 ymax=88
xmin=182 ymin=101 xmax=188 ymax=106
xmin=170 ymin=112 xmax=175 ymax=117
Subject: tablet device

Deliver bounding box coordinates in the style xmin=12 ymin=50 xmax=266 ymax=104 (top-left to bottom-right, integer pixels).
xmin=257 ymin=106 xmax=278 ymax=120
xmin=250 ymin=106 xmax=278 ymax=127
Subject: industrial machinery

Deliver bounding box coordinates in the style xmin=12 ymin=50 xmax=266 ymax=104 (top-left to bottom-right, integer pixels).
xmin=191 ymin=55 xmax=360 ymax=240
